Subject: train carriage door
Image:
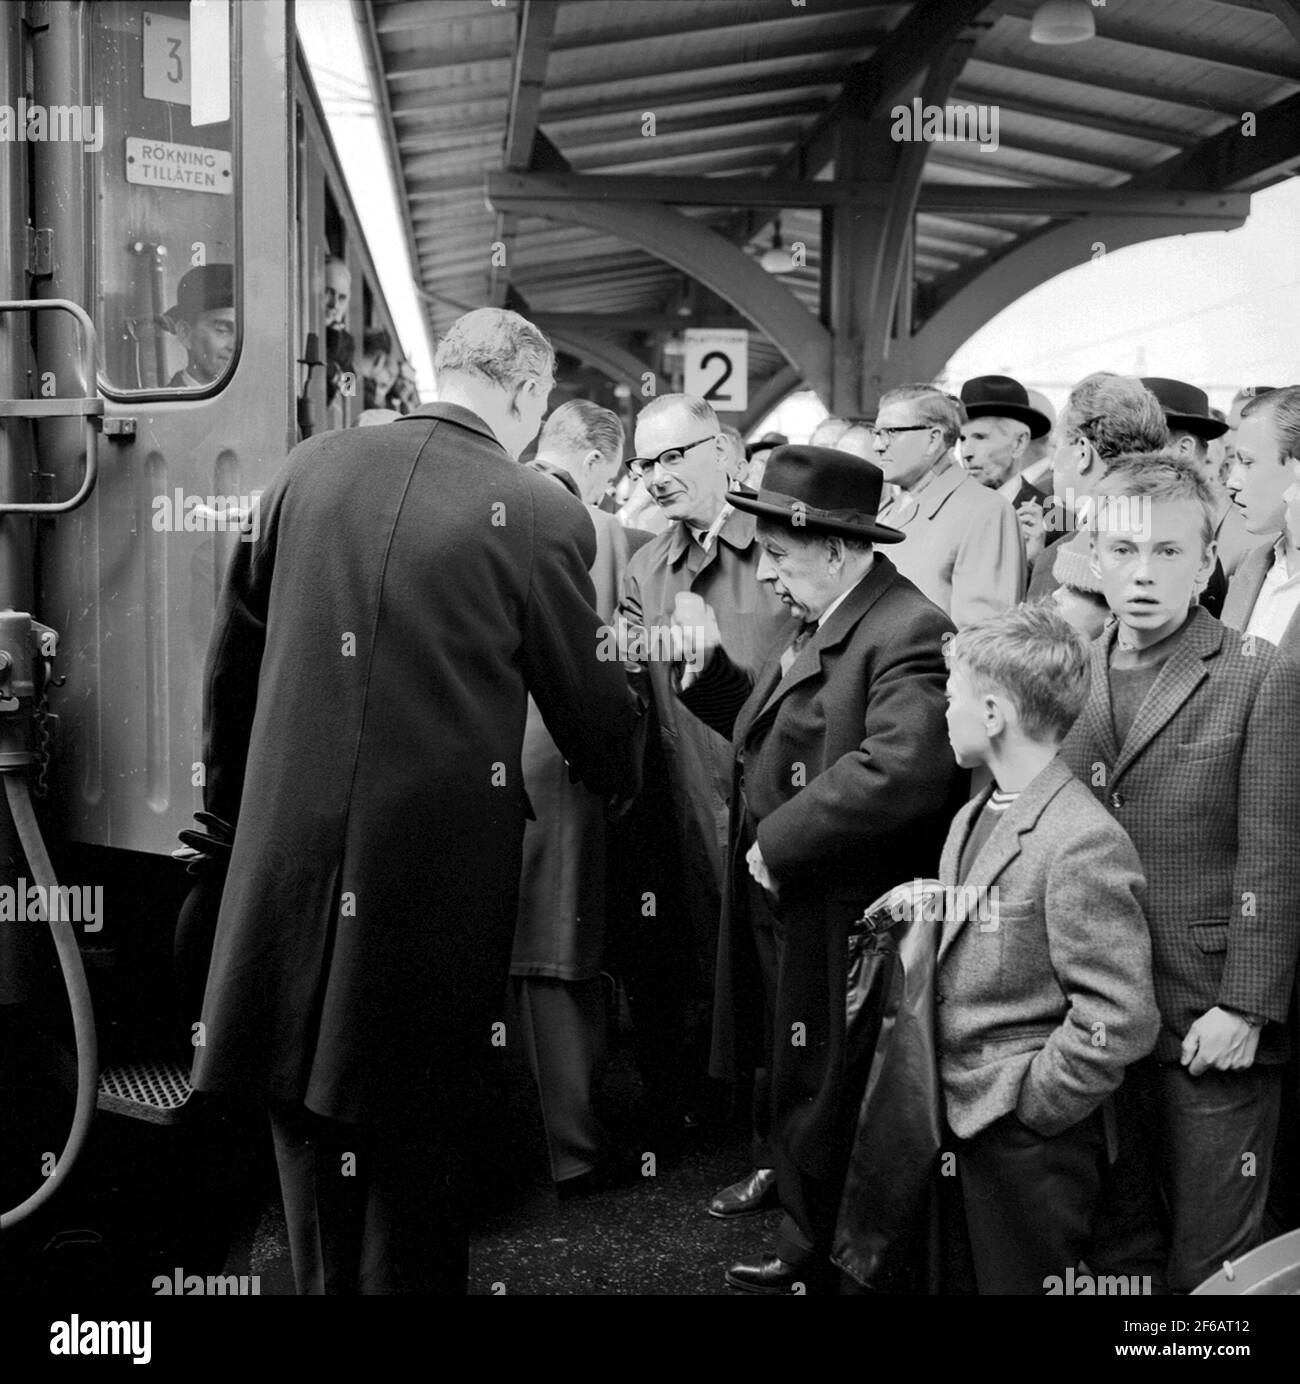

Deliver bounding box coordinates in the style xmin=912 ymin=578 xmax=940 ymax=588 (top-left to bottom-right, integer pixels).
xmin=26 ymin=0 xmax=295 ymax=860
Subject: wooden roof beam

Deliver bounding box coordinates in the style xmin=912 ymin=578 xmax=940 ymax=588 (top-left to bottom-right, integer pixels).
xmin=490 ymin=2 xmax=561 ymax=308
xmin=487 ymin=173 xmax=1251 ymax=220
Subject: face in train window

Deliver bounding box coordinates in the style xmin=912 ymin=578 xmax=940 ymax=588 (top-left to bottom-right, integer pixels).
xmin=90 ymin=1 xmax=239 ymax=395
xmin=163 ymin=264 xmax=235 ymax=387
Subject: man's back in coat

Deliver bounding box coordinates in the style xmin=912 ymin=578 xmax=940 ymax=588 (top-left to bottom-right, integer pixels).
xmin=194 ymin=402 xmax=638 ymax=1123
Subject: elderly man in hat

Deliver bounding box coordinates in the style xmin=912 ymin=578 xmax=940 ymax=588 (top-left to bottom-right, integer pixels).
xmin=959 ymin=374 xmax=1054 ymax=509
xmin=166 ymin=263 xmax=235 ymax=389
xmin=670 ymin=444 xmax=963 ymax=1291
xmin=1143 ymin=377 xmax=1255 ymax=579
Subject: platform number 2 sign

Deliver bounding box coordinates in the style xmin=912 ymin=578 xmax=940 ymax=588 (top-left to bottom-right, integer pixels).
xmin=684 ymin=330 xmax=748 ymax=413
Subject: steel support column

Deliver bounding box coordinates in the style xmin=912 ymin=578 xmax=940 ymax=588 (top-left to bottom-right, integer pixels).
xmin=826 ymin=37 xmax=972 ymax=415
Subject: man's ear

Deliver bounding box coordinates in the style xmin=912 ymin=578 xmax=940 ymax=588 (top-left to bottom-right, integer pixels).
xmin=175 ymin=320 xmax=193 ymax=351
xmin=981 ymin=692 xmax=1006 ymax=736
xmin=1009 ymin=429 xmax=1029 ymax=462
xmin=583 ymin=447 xmax=603 ymax=476
xmin=1174 ymin=433 xmax=1198 ymax=462
xmin=1194 ymin=536 xmax=1219 ymax=596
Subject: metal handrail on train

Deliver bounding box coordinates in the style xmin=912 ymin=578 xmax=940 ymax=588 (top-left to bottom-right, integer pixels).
xmin=0 ymin=298 xmax=102 ymax=515
xmin=0 ymin=297 xmax=103 ymax=1227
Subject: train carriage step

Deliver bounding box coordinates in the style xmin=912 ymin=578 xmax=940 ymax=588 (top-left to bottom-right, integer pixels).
xmin=96 ymin=1058 xmax=193 ymax=1126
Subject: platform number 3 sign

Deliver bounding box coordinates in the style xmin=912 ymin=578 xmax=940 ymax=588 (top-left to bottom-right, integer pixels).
xmin=684 ymin=329 xmax=748 ymax=414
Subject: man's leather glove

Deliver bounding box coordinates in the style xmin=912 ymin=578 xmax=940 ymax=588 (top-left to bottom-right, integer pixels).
xmin=171 ymin=811 xmax=235 ymax=874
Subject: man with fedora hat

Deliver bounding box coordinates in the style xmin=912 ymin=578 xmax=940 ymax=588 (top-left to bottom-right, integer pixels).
xmin=1143 ymin=377 xmax=1256 ymax=580
xmin=670 ymin=443 xmax=964 ymax=1291
xmin=959 ymin=374 xmax=1054 ymax=510
xmin=166 ymin=263 xmax=236 ymax=389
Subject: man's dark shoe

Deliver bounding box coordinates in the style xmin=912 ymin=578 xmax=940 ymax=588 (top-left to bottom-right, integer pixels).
xmin=707 ymin=1167 xmax=779 ymax=1219
xmin=725 ymin=1254 xmax=813 ymax=1294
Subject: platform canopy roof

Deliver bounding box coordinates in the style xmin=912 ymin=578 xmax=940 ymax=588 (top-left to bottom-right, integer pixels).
xmin=357 ymin=0 xmax=1300 ymax=424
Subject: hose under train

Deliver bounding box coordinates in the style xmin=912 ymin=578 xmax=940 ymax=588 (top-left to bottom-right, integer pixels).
xmin=0 ymin=772 xmax=98 ymax=1231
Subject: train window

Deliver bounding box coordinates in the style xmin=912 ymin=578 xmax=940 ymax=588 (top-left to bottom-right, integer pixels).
xmin=89 ymin=1 xmax=240 ymax=396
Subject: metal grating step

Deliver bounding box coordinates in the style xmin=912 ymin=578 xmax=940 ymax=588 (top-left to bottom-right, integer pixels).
xmin=97 ymin=1057 xmax=193 ymax=1126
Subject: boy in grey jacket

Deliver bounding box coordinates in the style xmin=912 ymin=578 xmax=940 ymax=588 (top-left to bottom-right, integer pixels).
xmin=937 ymin=604 xmax=1159 ymax=1293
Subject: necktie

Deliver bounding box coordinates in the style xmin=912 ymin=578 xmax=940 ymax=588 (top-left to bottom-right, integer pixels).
xmin=780 ymin=621 xmax=817 ymax=676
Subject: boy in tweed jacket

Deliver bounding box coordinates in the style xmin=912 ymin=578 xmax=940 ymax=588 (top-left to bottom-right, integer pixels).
xmin=1061 ymin=455 xmax=1300 ymax=1292
xmin=937 ymin=604 xmax=1159 ymax=1293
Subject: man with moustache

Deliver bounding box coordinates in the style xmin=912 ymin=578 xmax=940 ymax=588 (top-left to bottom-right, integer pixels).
xmin=165 ymin=264 xmax=236 ymax=389
xmin=616 ymin=394 xmax=793 ymax=1140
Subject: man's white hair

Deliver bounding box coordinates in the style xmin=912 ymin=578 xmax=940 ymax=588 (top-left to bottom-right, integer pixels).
xmin=980 ymin=415 xmax=1030 ymax=445
xmin=636 ymin=393 xmax=718 ymax=435
xmin=433 ymin=307 xmax=554 ymax=393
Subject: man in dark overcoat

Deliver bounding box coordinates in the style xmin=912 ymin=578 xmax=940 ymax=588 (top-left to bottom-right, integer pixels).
xmin=190 ymin=308 xmax=639 ymax=1293
xmin=673 ymin=445 xmax=964 ymax=1291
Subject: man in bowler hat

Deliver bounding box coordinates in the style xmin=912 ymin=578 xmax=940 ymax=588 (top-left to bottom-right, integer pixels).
xmin=670 ymin=444 xmax=963 ymax=1291
xmin=166 ymin=263 xmax=236 ymax=388
xmin=959 ymin=373 xmax=1053 ymax=509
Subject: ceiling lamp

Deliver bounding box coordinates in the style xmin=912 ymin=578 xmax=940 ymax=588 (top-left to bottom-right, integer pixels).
xmin=759 ymin=219 xmax=793 ymax=274
xmin=1029 ymin=0 xmax=1095 ymax=44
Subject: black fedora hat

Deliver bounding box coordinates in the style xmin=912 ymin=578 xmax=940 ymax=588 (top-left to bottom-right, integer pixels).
xmin=745 ymin=430 xmax=787 ymax=460
xmin=960 ymin=374 xmax=1051 ymax=439
xmin=1141 ymin=377 xmax=1229 ymax=440
xmin=727 ymin=444 xmax=904 ymax=543
xmin=166 ymin=263 xmax=234 ymax=326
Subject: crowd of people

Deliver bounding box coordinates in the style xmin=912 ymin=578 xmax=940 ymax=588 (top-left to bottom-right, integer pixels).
xmin=183 ymin=304 xmax=1300 ymax=1295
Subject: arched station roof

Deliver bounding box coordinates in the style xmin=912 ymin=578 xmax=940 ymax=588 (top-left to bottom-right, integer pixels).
xmin=357 ymin=0 xmax=1300 ymax=424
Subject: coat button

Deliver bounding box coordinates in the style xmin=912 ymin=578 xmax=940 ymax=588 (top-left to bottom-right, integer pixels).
xmin=935 ymin=990 xmax=946 ymax=1006
xmin=1109 ymin=791 xmax=1124 ymax=809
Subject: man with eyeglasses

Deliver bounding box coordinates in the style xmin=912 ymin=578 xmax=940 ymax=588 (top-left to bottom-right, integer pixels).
xmin=871 ymin=385 xmax=1025 ymax=628
xmin=616 ymin=394 xmax=794 ymax=1141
